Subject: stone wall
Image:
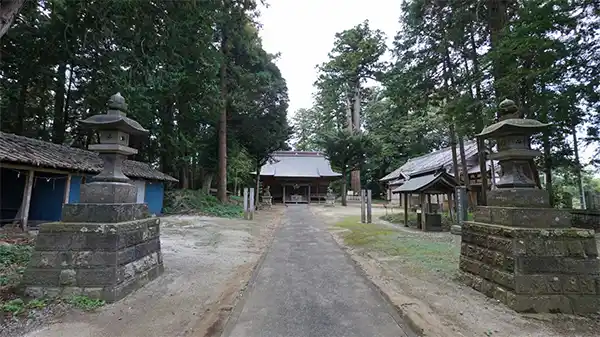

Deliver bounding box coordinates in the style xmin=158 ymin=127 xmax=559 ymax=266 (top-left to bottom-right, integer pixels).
xmin=460 ymin=222 xmax=600 ymax=313
xmin=571 ymin=209 xmax=600 ymax=232
xmin=24 ymin=218 xmax=163 ymax=302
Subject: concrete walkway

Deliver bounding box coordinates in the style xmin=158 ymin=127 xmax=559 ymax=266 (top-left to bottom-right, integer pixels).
xmin=223 ymin=205 xmax=413 ymax=337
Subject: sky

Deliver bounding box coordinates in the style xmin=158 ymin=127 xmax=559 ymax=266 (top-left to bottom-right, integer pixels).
xmin=258 ymin=0 xmax=401 ymax=115
xmin=257 ymin=1 xmax=597 ymax=168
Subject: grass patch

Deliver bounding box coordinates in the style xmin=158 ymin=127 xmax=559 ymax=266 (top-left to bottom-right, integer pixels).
xmin=164 ymin=189 xmax=243 ymax=218
xmin=66 ymin=295 xmax=105 ymax=311
xmin=335 ymin=217 xmax=460 ymax=275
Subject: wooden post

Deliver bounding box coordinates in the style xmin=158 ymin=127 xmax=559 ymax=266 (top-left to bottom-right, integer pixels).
xmin=308 ymin=184 xmax=311 ymax=204
xmin=427 ymin=194 xmax=432 ymax=213
xmin=366 ymin=189 xmax=372 ymax=223
xmin=249 ymin=188 xmax=255 ymax=220
xmin=243 ymin=188 xmax=249 ymax=219
xmin=21 ymin=170 xmax=34 ymax=231
xmin=419 ymin=193 xmax=425 ymax=230
xmin=63 ymin=174 xmax=72 ymax=204
xmin=360 ymin=189 xmax=366 ymax=223
xmin=448 ymin=192 xmax=454 ymax=222
xmin=283 ymin=184 xmax=286 ymax=205
xmin=403 ymin=193 xmax=409 ymax=227
xmin=477 ymin=137 xmax=488 ymax=206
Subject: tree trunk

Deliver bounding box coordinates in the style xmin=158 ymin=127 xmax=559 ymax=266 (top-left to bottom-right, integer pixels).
xmin=449 ymin=123 xmax=460 ymax=181
xmin=202 ymin=172 xmax=214 ymax=194
xmin=217 ymin=27 xmax=229 ymax=202
xmin=572 ymin=122 xmax=586 ymax=209
xmin=255 ymin=162 xmax=261 ymax=207
xmin=345 ymin=95 xmax=353 ymax=131
xmin=15 ymin=76 xmax=28 ymax=134
xmin=458 ymin=134 xmax=470 ymax=188
xmin=350 ymin=81 xmax=361 ymax=194
xmin=341 ymin=170 xmax=348 ymax=206
xmin=0 ymin=0 xmax=26 ymax=38
xmin=486 ymin=0 xmax=510 ymax=99
xmin=51 ymin=62 xmax=67 ymax=144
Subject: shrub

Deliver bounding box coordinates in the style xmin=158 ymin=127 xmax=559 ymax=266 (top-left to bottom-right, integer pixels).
xmin=163 ymin=189 xmax=243 ymax=218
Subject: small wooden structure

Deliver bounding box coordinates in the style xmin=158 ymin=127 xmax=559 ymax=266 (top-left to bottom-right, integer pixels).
xmin=392 ymin=168 xmax=458 ymax=231
xmin=255 ymin=151 xmax=341 ymax=204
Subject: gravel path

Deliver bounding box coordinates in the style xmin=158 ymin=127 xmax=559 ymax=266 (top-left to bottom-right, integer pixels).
xmin=223 ymin=205 xmax=413 ymax=337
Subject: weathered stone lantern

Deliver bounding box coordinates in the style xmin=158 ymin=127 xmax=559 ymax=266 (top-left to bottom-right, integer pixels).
xmin=23 ymin=93 xmax=164 ymax=302
xmin=78 ymin=92 xmax=148 ymax=203
xmin=458 ymin=99 xmax=600 ymax=314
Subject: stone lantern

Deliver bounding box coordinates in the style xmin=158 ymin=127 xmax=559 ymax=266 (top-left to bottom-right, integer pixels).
xmin=78 ymin=92 xmax=148 ymax=204
xmin=23 ymin=94 xmax=164 ymax=303
xmin=478 ymin=99 xmax=549 ymax=207
xmin=457 ymin=99 xmax=600 ymax=314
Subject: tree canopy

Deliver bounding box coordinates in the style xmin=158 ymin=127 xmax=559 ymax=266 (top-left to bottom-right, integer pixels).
xmin=1 ymin=0 xmax=292 ymax=197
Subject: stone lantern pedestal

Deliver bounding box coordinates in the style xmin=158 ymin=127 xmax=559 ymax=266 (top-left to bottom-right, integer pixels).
xmin=22 ymin=94 xmax=164 ymax=303
xmin=459 ymin=99 xmax=600 ymax=313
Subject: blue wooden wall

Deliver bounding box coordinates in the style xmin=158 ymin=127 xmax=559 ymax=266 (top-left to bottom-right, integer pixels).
xmin=29 ymin=172 xmax=67 ymax=222
xmin=69 ymin=176 xmax=165 ymax=215
xmin=145 ymin=181 xmax=164 ymax=215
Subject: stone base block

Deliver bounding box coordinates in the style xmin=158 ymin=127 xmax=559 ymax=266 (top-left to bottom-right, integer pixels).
xmin=80 ymin=182 xmax=137 ymax=204
xmin=62 ymin=203 xmax=149 ymax=223
xmin=474 ymin=206 xmax=571 ymax=228
xmin=23 ymin=218 xmax=164 ymax=303
xmin=487 ymin=188 xmax=550 ymax=208
xmin=459 ymin=221 xmax=600 ymax=314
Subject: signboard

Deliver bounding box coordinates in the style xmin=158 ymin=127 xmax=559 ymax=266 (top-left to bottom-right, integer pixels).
xmin=456 ymin=186 xmax=468 ymax=224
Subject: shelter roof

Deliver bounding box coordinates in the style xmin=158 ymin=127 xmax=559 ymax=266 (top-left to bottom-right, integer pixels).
xmin=380 ymin=140 xmax=479 ymax=182
xmin=392 ymin=169 xmax=457 ymax=194
xmin=0 ymin=132 xmax=177 ymax=182
xmin=257 ymin=151 xmax=341 ymax=178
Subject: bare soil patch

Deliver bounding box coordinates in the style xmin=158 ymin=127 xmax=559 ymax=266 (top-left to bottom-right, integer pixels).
xmin=312 ymin=205 xmax=600 ymax=337
xmin=3 ymin=207 xmax=283 ymax=337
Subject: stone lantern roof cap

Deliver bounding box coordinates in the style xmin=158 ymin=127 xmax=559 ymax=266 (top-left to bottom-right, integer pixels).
xmin=79 ymin=93 xmax=149 ymax=135
xmin=476 ymin=99 xmax=549 ymax=138
xmin=477 ymin=118 xmax=549 ymax=138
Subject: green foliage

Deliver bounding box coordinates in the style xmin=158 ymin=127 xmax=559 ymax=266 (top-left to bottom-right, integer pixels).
xmin=1 ymin=298 xmax=48 ymax=316
xmin=0 ymin=244 xmax=33 ymax=269
xmin=163 ymin=189 xmax=243 ymax=218
xmin=1 ymin=298 xmax=25 ymax=315
xmin=1 ymin=0 xmax=291 ymax=193
xmin=66 ymin=295 xmax=105 ymax=311
xmin=0 ymin=241 xmax=33 ymax=290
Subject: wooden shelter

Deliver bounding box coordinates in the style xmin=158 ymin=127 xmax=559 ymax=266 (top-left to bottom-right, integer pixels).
xmin=0 ymin=132 xmax=177 ymax=229
xmin=392 ymin=167 xmax=458 ymax=231
xmin=255 ymin=151 xmax=341 ymax=204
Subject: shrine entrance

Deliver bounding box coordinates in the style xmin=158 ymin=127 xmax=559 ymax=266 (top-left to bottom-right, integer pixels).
xmin=283 ymin=183 xmax=310 ymax=204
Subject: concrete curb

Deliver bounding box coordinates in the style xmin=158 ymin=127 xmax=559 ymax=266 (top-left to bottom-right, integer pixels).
xmin=328 ymin=230 xmax=422 ymax=337
xmin=218 ymin=214 xmax=285 ymax=337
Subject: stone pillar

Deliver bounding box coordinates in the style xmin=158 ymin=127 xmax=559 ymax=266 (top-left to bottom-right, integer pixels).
xmin=23 ymin=93 xmax=164 ymax=303
xmin=458 ymin=99 xmax=600 ymax=314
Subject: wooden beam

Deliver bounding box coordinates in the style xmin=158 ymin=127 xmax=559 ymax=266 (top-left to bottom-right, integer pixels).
xmin=477 ymin=137 xmax=488 ymax=206
xmin=0 ymin=162 xmax=76 ymax=175
xmin=21 ymin=170 xmax=34 ymax=231
xmin=63 ymin=174 xmax=72 ymax=204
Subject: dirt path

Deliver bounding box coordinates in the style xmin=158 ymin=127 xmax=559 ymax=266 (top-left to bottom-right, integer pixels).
xmin=312 ymin=205 xmax=600 ymax=337
xmin=19 ymin=208 xmax=283 ymax=337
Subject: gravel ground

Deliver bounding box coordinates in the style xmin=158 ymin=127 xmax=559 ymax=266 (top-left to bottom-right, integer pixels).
xmin=312 ymin=205 xmax=600 ymax=337
xmin=2 ymin=209 xmax=282 ymax=337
